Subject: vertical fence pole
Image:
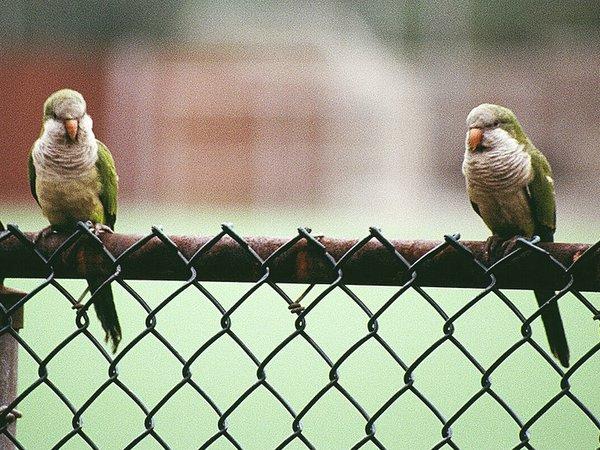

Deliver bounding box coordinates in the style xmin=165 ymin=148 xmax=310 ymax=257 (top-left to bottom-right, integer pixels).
xmin=0 ymin=286 xmax=25 ymax=450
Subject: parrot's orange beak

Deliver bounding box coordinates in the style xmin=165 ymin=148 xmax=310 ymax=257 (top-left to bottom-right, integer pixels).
xmin=64 ymin=119 xmax=78 ymax=141
xmin=467 ymin=127 xmax=483 ymax=150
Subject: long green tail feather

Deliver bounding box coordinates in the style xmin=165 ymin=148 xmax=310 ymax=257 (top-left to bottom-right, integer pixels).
xmin=88 ymin=279 xmax=122 ymax=353
xmin=535 ymin=288 xmax=570 ymax=368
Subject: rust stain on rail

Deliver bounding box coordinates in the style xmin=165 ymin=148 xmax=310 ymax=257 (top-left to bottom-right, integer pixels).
xmin=0 ymin=230 xmax=598 ymax=291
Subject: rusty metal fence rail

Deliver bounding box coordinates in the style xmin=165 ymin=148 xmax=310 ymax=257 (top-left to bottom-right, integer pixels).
xmin=0 ymin=222 xmax=599 ymax=449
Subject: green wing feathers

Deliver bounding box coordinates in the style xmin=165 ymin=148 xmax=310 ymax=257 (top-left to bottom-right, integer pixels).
xmin=92 ymin=141 xmax=121 ymax=353
xmin=96 ymin=141 xmax=118 ymax=229
xmin=28 ymin=149 xmax=39 ymax=205
xmin=527 ymin=145 xmax=569 ymax=365
xmin=527 ymin=146 xmax=556 ymax=241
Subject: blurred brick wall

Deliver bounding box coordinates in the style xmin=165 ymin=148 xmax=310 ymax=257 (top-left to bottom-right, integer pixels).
xmin=101 ymin=44 xmax=427 ymax=209
xmin=0 ymin=36 xmax=431 ymax=210
xmin=104 ymin=46 xmax=329 ymax=206
xmin=0 ymin=48 xmax=329 ymax=206
xmin=4 ymin=44 xmax=597 ymax=208
xmin=0 ymin=52 xmax=107 ymax=202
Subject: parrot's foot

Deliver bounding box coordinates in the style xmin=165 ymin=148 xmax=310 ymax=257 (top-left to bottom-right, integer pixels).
xmin=86 ymin=222 xmax=113 ymax=236
xmin=71 ymin=302 xmax=85 ymax=310
xmin=0 ymin=405 xmax=22 ymax=425
xmin=34 ymin=226 xmax=58 ymax=244
xmin=485 ymin=235 xmax=522 ymax=264
xmin=484 ymin=235 xmax=504 ymax=263
xmin=498 ymin=235 xmax=521 ymax=255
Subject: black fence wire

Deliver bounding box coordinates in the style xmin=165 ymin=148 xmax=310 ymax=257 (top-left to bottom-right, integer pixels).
xmin=0 ymin=222 xmax=599 ymax=449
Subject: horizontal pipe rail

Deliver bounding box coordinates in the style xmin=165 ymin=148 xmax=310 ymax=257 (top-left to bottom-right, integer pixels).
xmin=0 ymin=230 xmax=598 ymax=291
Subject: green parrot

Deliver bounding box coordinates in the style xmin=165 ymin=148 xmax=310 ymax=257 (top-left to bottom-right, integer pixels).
xmin=29 ymin=89 xmax=121 ymax=353
xmin=462 ymin=103 xmax=569 ymax=367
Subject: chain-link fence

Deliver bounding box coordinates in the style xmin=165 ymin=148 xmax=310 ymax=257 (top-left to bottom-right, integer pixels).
xmin=0 ymin=222 xmax=599 ymax=449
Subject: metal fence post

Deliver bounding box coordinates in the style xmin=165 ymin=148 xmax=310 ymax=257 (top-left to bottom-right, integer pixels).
xmin=0 ymin=285 xmax=25 ymax=450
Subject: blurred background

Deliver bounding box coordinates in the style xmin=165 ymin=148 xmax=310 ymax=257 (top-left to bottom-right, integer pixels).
xmin=1 ymin=1 xmax=599 ymax=449
xmin=1 ymin=0 xmax=599 ymax=238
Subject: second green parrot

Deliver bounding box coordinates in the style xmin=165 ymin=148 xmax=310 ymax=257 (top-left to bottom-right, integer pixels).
xmin=462 ymin=103 xmax=569 ymax=367
xmin=29 ymin=89 xmax=121 ymax=353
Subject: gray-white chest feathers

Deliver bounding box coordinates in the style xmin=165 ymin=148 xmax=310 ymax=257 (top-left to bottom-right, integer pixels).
xmin=33 ymin=115 xmax=98 ymax=178
xmin=462 ymin=128 xmax=536 ymax=237
xmin=462 ymin=128 xmax=533 ymax=194
xmin=32 ymin=115 xmax=103 ymax=225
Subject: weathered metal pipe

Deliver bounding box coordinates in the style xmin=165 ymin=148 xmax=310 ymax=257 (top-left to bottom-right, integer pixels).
xmin=0 ymin=230 xmax=597 ymax=291
xmin=0 ymin=286 xmax=25 ymax=450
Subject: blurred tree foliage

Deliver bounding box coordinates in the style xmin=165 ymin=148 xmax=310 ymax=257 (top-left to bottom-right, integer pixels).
xmin=0 ymin=0 xmax=598 ymax=50
xmin=0 ymin=0 xmax=181 ymax=47
xmin=350 ymin=0 xmax=599 ymax=50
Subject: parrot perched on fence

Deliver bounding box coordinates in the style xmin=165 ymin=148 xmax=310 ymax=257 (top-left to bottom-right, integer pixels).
xmin=29 ymin=89 xmax=122 ymax=353
xmin=462 ymin=103 xmax=569 ymax=368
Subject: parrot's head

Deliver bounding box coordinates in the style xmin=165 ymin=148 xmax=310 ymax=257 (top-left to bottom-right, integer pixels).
xmin=465 ymin=103 xmax=527 ymax=152
xmin=42 ymin=89 xmax=93 ymax=144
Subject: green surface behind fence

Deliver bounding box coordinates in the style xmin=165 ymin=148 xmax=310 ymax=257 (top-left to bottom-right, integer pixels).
xmin=4 ymin=204 xmax=599 ymax=449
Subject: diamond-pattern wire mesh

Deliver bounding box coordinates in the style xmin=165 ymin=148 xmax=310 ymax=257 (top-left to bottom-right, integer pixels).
xmin=0 ymin=222 xmax=599 ymax=449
